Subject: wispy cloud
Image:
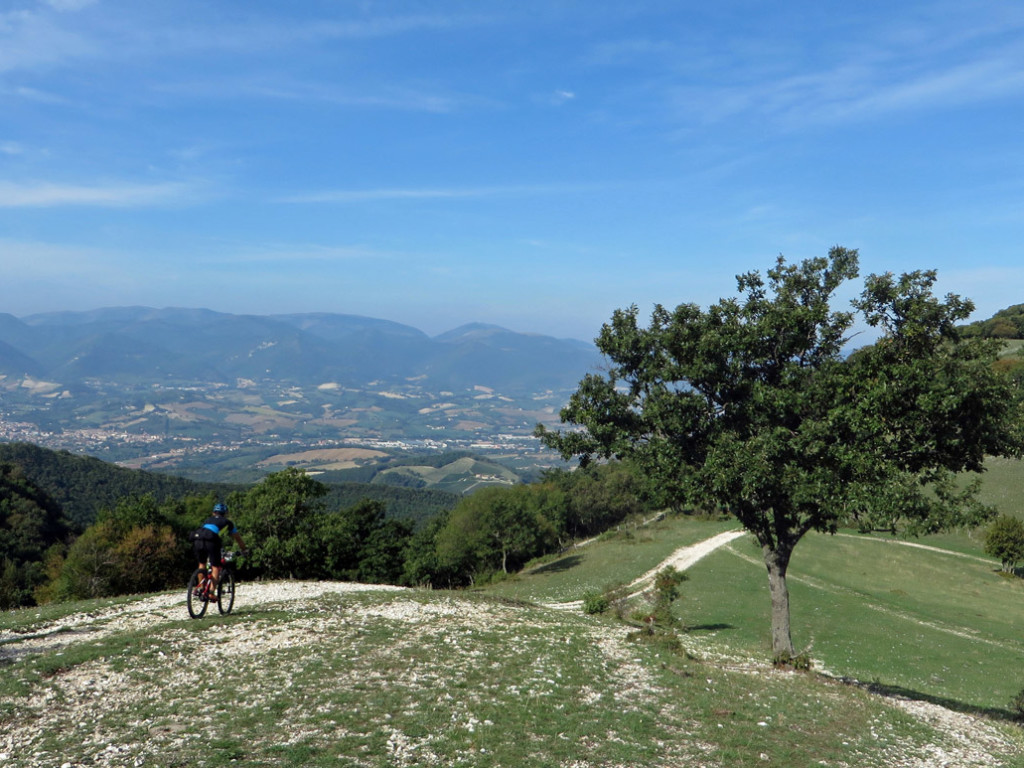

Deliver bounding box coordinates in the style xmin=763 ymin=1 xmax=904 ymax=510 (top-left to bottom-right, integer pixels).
xmin=211 ymin=242 xmax=396 ymax=265
xmin=0 ymin=180 xmax=195 ymax=207
xmin=44 ymin=0 xmax=98 ymax=11
xmin=280 ymin=182 xmax=607 ymax=204
xmin=634 ymin=5 xmax=1024 ymax=134
xmin=768 ymin=52 xmax=1024 ymax=127
xmin=0 ymin=5 xmax=488 ymax=74
xmin=0 ymin=6 xmax=98 ymax=73
xmin=188 ymin=79 xmax=461 ymax=113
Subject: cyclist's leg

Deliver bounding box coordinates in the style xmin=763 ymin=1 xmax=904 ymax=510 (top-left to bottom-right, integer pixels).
xmin=192 ymin=540 xmax=209 ymax=595
xmin=209 ymin=539 xmax=223 ymax=586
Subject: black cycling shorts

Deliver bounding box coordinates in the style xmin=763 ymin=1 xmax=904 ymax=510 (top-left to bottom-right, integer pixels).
xmin=193 ymin=536 xmax=222 ymax=567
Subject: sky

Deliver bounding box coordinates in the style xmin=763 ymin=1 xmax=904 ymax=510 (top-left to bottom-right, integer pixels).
xmin=1 ymin=0 xmax=1022 ymax=341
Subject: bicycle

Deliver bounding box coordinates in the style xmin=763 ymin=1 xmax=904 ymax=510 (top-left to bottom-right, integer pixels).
xmin=187 ymin=550 xmax=239 ymax=618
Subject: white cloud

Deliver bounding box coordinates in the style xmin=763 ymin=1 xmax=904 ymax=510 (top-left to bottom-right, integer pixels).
xmin=0 ymin=6 xmax=97 ymax=73
xmin=0 ymin=180 xmax=195 ymax=207
xmin=43 ymin=0 xmax=98 ymax=11
xmin=0 ymin=5 xmax=489 ymax=75
xmin=210 ymin=243 xmax=396 ymax=265
xmin=281 ymin=181 xmax=608 ymax=204
xmin=773 ymin=53 xmax=1024 ymax=126
xmin=225 ymin=80 xmax=460 ymax=113
xmin=651 ymin=5 xmax=1024 ymax=134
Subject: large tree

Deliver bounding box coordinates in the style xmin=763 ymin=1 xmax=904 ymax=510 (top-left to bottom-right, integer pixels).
xmin=539 ymin=247 xmax=1023 ymax=659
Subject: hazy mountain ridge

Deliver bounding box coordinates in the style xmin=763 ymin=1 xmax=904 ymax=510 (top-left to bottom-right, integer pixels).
xmin=0 ymin=307 xmax=600 ymax=393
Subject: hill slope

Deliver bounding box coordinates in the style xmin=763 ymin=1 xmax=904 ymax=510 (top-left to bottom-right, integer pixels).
xmin=0 ymin=442 xmax=226 ymax=529
xmin=4 ymin=523 xmax=1024 ymax=767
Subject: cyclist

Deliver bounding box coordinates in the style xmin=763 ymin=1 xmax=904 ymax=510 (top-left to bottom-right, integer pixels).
xmin=192 ymin=503 xmax=247 ymax=594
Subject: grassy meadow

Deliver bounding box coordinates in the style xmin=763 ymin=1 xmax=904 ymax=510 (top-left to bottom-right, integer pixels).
xmin=4 ymin=457 xmax=1024 ymax=766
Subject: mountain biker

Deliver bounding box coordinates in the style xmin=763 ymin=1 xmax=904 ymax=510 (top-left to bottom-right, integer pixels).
xmin=192 ymin=503 xmax=247 ymax=592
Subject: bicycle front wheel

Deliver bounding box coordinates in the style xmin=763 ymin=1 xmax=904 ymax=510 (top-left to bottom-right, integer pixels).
xmin=217 ymin=571 xmax=235 ymax=615
xmin=187 ymin=569 xmax=209 ymax=619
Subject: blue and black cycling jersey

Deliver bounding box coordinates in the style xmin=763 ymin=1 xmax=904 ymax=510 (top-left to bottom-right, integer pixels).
xmin=198 ymin=515 xmax=239 ymax=538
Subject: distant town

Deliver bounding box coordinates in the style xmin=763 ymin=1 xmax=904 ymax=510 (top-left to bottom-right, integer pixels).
xmin=0 ymin=374 xmax=571 ymax=480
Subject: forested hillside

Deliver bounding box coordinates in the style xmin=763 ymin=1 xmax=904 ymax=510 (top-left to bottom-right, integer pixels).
xmin=322 ymin=483 xmax=458 ymax=528
xmin=961 ymin=303 xmax=1024 ymax=338
xmin=0 ymin=443 xmax=459 ymax=608
xmin=0 ymin=440 xmax=657 ymax=609
xmin=0 ymin=442 xmax=225 ymax=529
xmin=0 ymin=463 xmax=75 ymax=608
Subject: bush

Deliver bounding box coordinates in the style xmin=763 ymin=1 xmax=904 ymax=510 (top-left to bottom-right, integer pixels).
xmin=985 ymin=515 xmax=1024 ymax=574
xmin=773 ymin=651 xmax=812 ymax=671
xmin=583 ymin=591 xmax=610 ymax=615
xmin=637 ymin=566 xmax=687 ymax=627
xmin=1012 ymin=688 xmax=1024 ymax=720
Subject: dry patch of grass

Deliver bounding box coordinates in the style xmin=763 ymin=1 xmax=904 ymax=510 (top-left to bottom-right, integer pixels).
xmin=258 ymin=447 xmax=388 ymax=468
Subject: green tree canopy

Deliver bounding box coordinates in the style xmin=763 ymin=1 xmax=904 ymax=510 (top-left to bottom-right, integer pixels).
xmin=540 ymin=247 xmax=1024 ymax=659
xmin=0 ymin=462 xmax=73 ymax=608
xmin=232 ymin=467 xmax=330 ymax=579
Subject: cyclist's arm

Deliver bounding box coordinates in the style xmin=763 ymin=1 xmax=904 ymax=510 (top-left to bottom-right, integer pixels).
xmin=232 ymin=531 xmax=248 ymax=554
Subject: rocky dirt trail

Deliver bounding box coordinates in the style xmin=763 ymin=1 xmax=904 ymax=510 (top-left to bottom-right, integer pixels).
xmin=1 ymin=581 xmax=406 ymax=663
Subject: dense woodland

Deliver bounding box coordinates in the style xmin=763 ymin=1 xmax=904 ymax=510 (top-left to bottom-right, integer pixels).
xmin=0 ymin=442 xmax=226 ymax=529
xmin=0 ymin=444 xmax=655 ymax=608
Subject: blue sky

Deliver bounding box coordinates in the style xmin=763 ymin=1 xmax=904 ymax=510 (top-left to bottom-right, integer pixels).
xmin=1 ymin=0 xmax=1022 ymax=340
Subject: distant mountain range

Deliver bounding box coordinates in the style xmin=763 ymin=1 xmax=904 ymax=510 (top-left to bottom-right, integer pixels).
xmin=0 ymin=307 xmax=601 ymax=394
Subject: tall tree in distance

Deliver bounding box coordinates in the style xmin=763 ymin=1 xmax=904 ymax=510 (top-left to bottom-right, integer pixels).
xmin=539 ymin=247 xmax=1024 ymax=660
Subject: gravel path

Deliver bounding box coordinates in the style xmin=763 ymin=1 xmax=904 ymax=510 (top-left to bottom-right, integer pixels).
xmin=546 ymin=528 xmax=747 ymax=611
xmin=630 ymin=529 xmax=747 ymax=588
xmin=1 ymin=581 xmax=405 ymax=663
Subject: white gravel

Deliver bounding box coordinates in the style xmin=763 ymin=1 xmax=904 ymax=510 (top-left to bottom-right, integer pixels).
xmin=1 ymin=581 xmax=404 ymax=662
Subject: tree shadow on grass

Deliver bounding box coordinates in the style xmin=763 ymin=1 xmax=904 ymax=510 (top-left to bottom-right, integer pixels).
xmin=845 ymin=679 xmax=1021 ymax=725
xmin=528 ymin=555 xmax=584 ymax=575
xmin=686 ymin=623 xmax=735 ymax=632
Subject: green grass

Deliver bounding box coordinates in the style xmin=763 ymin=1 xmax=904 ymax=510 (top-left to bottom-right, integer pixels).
xmin=976 ymin=456 xmax=1024 ymax=522
xmin=680 ymin=531 xmax=1024 ymax=717
xmin=5 ymin=587 xmax=1000 ymax=768
xmin=481 ymin=510 xmax=1024 ymax=716
xmin=5 ymin=512 xmax=1024 ymax=765
xmin=484 ymin=515 xmax=739 ymax=603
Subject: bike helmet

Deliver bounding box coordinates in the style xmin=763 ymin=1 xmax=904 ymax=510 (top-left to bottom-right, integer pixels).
xmin=213 ymin=503 xmax=228 ymax=515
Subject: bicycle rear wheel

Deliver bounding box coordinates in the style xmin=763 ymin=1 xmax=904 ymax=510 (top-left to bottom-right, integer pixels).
xmin=187 ymin=569 xmax=209 ymax=618
xmin=217 ymin=571 xmax=235 ymax=615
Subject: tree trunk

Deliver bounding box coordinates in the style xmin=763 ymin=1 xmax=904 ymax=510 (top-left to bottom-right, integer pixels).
xmin=763 ymin=544 xmax=795 ymax=659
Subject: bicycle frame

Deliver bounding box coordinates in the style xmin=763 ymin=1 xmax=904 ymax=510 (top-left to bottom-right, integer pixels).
xmin=187 ymin=551 xmax=238 ymax=618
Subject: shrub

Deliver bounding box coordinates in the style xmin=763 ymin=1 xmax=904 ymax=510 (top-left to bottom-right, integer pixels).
xmin=985 ymin=515 xmax=1024 ymax=574
xmin=583 ymin=591 xmax=610 ymax=615
xmin=1011 ymin=688 xmax=1024 ymax=719
xmin=773 ymin=651 xmax=813 ymax=671
xmin=639 ymin=566 xmax=688 ymax=627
